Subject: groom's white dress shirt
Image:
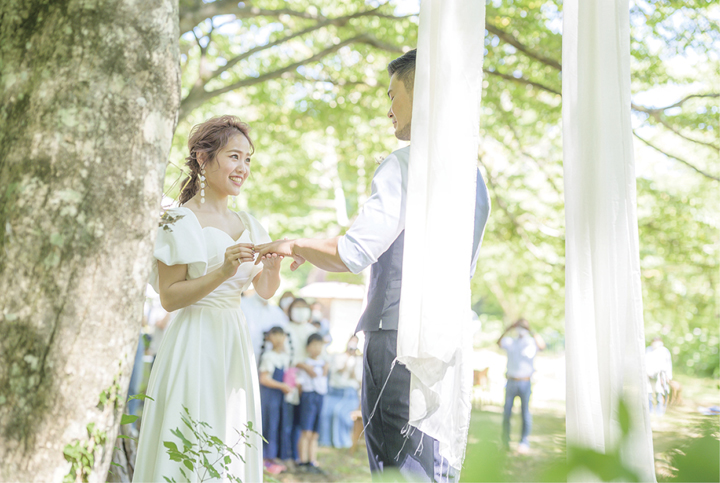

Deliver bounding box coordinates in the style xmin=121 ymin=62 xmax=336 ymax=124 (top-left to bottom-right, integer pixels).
xmin=338 ymin=146 xmax=409 ymax=274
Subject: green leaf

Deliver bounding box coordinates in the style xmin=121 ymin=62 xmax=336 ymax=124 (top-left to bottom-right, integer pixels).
xmin=111 ymin=462 xmax=122 ymax=467
xmin=117 ymin=434 xmax=138 ymax=442
xmin=181 ymin=416 xmax=194 ymax=431
xmin=163 ymin=441 xmax=178 ymax=452
xmin=183 ymin=459 xmax=194 ymax=471
xmin=120 ymin=414 xmax=139 ymax=425
xmin=128 ymin=394 xmax=154 ymax=402
xmin=203 ymin=455 xmax=221 ymax=479
xmin=224 ymin=455 xmax=232 ymax=465
xmin=167 ymin=452 xmax=184 ymax=462
xmin=170 ymin=428 xmax=193 ymax=449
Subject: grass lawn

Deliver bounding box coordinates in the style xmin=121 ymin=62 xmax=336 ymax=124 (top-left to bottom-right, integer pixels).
xmin=134 ymin=356 xmax=718 ymax=482
xmin=461 ymin=373 xmax=718 ymax=482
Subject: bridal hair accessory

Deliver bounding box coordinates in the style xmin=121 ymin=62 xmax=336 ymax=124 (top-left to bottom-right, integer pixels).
xmin=199 ymin=165 xmax=206 ymax=204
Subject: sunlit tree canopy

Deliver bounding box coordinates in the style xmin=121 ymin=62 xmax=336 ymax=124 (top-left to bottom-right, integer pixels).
xmin=168 ymin=0 xmax=719 ymax=375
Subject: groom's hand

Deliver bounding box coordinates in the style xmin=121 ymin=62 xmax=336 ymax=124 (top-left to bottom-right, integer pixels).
xmin=255 ymin=239 xmax=306 ymax=271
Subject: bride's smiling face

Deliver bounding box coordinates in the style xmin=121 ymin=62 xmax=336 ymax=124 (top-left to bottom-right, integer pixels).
xmin=202 ymin=133 xmax=252 ymax=197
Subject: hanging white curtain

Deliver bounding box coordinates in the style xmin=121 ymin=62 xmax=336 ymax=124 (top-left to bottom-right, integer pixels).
xmin=563 ymin=1 xmax=656 ymax=481
xmin=396 ymin=0 xmax=485 ymax=470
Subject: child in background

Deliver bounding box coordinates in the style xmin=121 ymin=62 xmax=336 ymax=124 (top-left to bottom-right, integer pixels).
xmin=284 ymin=297 xmax=317 ymax=461
xmin=296 ymin=333 xmax=329 ymax=474
xmin=258 ymin=327 xmax=292 ymax=475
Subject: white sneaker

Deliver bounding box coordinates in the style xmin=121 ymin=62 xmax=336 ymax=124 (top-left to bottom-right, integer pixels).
xmin=517 ymin=442 xmax=530 ymax=454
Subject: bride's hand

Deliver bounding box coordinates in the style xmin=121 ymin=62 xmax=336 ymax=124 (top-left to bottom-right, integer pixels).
xmin=255 ymin=239 xmax=306 ymax=271
xmin=259 ymin=252 xmax=284 ymax=271
xmin=220 ymin=243 xmax=255 ymax=279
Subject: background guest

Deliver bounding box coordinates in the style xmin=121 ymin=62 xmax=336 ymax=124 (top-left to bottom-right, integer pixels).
xmin=279 ymin=291 xmax=296 ymax=317
xmin=296 ymin=334 xmax=329 ymax=474
xmin=282 ymin=297 xmax=319 ymax=462
xmin=258 ymin=327 xmax=292 ymax=475
xmin=646 ymin=336 xmax=673 ymax=416
xmin=242 ymin=288 xmax=289 ymax=364
xmin=319 ymin=335 xmax=362 ymax=448
xmin=497 ymin=318 xmax=545 ymax=454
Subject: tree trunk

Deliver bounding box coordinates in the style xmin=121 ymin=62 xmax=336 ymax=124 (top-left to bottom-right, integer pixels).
xmin=0 ymin=1 xmax=180 ymax=481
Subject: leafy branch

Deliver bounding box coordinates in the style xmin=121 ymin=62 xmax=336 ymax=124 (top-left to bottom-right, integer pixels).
xmin=486 ymin=21 xmax=562 ymax=71
xmin=483 ymin=68 xmax=561 ymax=96
xmin=178 ymin=0 xmax=412 ymax=36
xmin=632 ymin=98 xmax=720 ymax=152
xmin=163 ymin=405 xmax=264 ymax=483
xmin=485 ymin=18 xmax=718 ymax=178
xmin=179 ymin=33 xmax=402 ymax=119
xmin=481 ymin=159 xmax=563 ymax=268
xmin=633 ymin=132 xmax=720 ymax=182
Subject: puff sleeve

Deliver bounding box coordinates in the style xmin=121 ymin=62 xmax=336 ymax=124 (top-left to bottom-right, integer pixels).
xmin=149 ymin=208 xmax=208 ymax=293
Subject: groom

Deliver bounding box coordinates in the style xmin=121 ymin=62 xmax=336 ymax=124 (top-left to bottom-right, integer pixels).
xmin=256 ymin=49 xmax=490 ymax=481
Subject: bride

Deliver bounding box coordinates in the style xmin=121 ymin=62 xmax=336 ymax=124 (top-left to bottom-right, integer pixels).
xmin=133 ymin=115 xmax=282 ymax=482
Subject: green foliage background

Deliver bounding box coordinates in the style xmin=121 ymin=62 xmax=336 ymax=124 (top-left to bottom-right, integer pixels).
xmin=166 ymin=0 xmax=719 ymax=376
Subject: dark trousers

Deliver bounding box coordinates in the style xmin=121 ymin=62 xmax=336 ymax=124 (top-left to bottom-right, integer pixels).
xmin=280 ymin=402 xmax=301 ymax=461
xmin=261 ymin=367 xmax=289 ymax=460
xmin=260 ymin=385 xmax=284 ymax=459
xmin=362 ymin=330 xmax=456 ymax=482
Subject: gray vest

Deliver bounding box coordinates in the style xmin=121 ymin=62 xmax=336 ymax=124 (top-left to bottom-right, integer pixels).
xmin=355 ymin=169 xmax=490 ymax=333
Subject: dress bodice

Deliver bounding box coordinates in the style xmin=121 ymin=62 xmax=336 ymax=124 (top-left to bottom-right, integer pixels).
xmin=150 ymin=207 xmax=271 ymax=310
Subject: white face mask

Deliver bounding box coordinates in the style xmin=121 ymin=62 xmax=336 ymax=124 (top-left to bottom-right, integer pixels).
xmin=291 ymin=307 xmax=312 ymax=323
xmin=312 ymin=310 xmax=323 ymax=322
xmin=517 ymin=328 xmax=530 ymax=338
xmin=279 ymin=297 xmax=293 ymax=310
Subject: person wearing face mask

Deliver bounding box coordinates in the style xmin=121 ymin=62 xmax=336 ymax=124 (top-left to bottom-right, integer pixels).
xmin=281 ymin=298 xmax=319 ymax=463
xmin=279 ymin=291 xmax=295 ymax=316
xmin=497 ymin=318 xmax=546 ymax=454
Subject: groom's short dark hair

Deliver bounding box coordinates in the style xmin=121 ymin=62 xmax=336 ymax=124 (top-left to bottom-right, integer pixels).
xmin=387 ymin=49 xmax=417 ymax=92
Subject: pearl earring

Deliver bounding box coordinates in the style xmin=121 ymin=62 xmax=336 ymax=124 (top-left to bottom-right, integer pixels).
xmin=229 ymin=196 xmax=237 ymax=210
xmin=199 ymin=166 xmax=206 ymax=204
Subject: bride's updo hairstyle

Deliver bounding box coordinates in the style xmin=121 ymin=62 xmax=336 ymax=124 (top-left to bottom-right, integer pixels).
xmin=178 ymin=115 xmax=255 ymax=205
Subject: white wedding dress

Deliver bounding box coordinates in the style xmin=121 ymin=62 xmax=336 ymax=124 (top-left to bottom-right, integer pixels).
xmin=133 ymin=207 xmax=270 ymax=483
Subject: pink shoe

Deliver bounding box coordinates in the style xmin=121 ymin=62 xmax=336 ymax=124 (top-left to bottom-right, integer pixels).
xmin=263 ymin=460 xmax=284 ymax=475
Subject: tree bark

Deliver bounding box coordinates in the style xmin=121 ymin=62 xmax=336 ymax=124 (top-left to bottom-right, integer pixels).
xmin=0 ymin=1 xmax=180 ymax=481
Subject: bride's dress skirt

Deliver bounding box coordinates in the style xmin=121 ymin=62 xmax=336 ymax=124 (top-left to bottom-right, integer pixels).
xmin=133 ymin=303 xmax=262 ymax=483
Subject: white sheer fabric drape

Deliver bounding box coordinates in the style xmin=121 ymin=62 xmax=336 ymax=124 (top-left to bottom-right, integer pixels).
xmin=563 ymin=1 xmax=656 ymax=481
xmin=396 ymin=0 xmax=485 ymax=470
